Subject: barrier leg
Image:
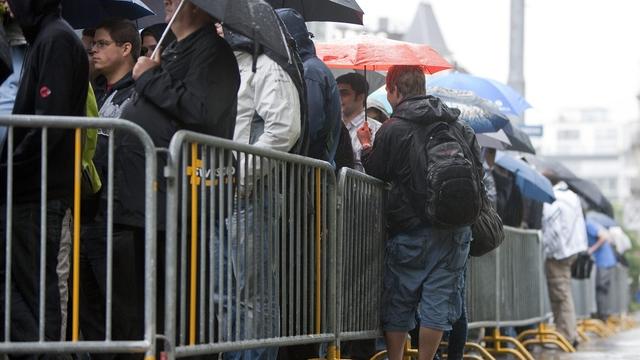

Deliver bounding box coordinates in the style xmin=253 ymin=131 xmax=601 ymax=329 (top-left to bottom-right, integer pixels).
xmin=576 ymin=326 xmax=590 ymax=342
xmin=440 ymin=341 xmax=496 ymax=360
xmin=580 ymin=319 xmax=611 ymax=337
xmin=482 ymin=328 xmax=534 ymax=360
xmin=517 ymin=323 xmax=576 ymax=353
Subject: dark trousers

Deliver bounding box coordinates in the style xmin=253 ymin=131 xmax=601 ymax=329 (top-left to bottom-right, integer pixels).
xmin=0 ymin=200 xmax=68 ymax=360
xmin=79 ymin=222 xmax=146 ymax=360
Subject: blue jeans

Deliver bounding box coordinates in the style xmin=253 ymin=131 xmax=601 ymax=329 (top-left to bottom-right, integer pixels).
xmin=216 ymin=194 xmax=280 ymax=360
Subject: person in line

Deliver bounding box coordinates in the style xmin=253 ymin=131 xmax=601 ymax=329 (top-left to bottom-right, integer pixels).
xmin=79 ymin=18 xmax=141 ymax=358
xmin=358 ymin=65 xmax=481 ymax=360
xmin=336 ymin=73 xmax=381 ymax=172
xmin=217 ymin=19 xmax=305 ymax=358
xmin=139 ymin=23 xmax=175 ymax=57
xmin=0 ymin=0 xmax=88 ymax=353
xmin=585 ymin=218 xmax=617 ymax=321
xmin=276 ymin=8 xmax=341 ymax=164
xmin=541 ymin=175 xmax=588 ymax=347
xmin=115 ymin=0 xmax=240 ymax=341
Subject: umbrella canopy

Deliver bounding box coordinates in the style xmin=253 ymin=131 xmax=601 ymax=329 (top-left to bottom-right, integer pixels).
xmin=315 ymin=34 xmax=452 ymax=73
xmin=266 ymin=0 xmax=363 ymax=25
xmin=586 ymin=211 xmax=617 ymax=228
xmin=190 ymin=0 xmax=291 ymax=61
xmin=524 ymin=156 xmax=615 ymax=217
xmin=495 ymin=153 xmax=555 ymax=204
xmin=368 ymin=85 xmax=510 ymax=134
xmin=62 ymin=0 xmax=154 ymax=29
xmin=476 ymin=130 xmax=511 ymax=150
xmin=429 ymin=72 xmax=532 ymax=116
xmin=502 ymin=123 xmax=535 ymax=154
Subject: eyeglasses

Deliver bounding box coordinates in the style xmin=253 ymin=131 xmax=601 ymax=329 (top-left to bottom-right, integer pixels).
xmin=91 ymin=39 xmax=119 ymax=50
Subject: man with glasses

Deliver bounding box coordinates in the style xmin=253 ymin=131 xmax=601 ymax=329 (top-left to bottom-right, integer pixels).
xmin=78 ymin=19 xmax=142 ymax=358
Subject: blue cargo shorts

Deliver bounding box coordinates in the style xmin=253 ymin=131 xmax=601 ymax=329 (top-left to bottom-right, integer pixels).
xmin=381 ymin=225 xmax=471 ymax=332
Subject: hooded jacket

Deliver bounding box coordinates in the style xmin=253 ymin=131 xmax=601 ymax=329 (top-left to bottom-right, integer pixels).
xmin=1 ymin=0 xmax=88 ymax=203
xmin=362 ymin=95 xmax=483 ymax=234
xmin=116 ymin=24 xmax=240 ymax=229
xmin=276 ymin=8 xmax=342 ymax=163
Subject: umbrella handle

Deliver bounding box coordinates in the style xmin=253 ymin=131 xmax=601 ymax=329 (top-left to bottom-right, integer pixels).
xmin=150 ymin=0 xmax=187 ymax=60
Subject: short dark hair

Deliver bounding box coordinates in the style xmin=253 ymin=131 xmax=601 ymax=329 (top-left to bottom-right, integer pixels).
xmin=336 ymin=73 xmax=369 ymax=105
xmin=82 ymin=28 xmax=95 ymax=37
xmin=96 ymin=19 xmax=141 ymax=62
xmin=386 ymin=65 xmax=426 ymax=99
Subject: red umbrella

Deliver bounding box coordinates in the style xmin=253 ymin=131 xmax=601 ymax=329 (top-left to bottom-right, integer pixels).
xmin=315 ymin=34 xmax=452 ymax=74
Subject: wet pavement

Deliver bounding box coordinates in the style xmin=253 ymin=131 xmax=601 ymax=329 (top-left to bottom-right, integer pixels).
xmin=533 ymin=325 xmax=640 ymax=360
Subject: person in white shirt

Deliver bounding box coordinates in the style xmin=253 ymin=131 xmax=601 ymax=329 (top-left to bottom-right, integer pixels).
xmin=541 ymin=178 xmax=588 ymax=346
xmin=336 ymin=73 xmax=381 ymax=172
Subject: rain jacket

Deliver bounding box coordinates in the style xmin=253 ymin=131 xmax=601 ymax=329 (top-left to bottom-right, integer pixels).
xmin=362 ymin=95 xmax=483 ymax=235
xmin=1 ymin=0 xmax=88 ymax=203
xmin=116 ymin=24 xmax=240 ymax=229
xmin=276 ymin=8 xmax=342 ymax=163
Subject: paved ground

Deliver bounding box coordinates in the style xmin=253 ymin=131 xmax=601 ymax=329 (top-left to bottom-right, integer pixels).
xmin=533 ymin=325 xmax=640 ymax=360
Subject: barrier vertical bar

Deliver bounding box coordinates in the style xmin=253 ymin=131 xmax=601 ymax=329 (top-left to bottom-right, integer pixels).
xmin=106 ymin=131 xmax=115 ymax=340
xmin=189 ymin=143 xmax=198 ymax=345
xmin=4 ymin=127 xmax=13 ymax=342
xmin=72 ymin=128 xmax=82 ymax=341
xmin=38 ymin=128 xmax=48 ymax=341
xmin=315 ymin=168 xmax=322 ymax=334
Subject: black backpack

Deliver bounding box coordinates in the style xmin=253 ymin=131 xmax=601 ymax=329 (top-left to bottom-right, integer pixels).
xmin=418 ymin=121 xmax=482 ymax=228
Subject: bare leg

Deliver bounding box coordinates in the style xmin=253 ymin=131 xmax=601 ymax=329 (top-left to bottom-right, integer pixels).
xmin=419 ymin=327 xmax=443 ymax=360
xmin=385 ymin=331 xmax=408 ymax=360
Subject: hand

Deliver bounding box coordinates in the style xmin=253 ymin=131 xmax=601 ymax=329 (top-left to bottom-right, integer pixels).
xmin=357 ymin=121 xmax=372 ymax=147
xmin=132 ymin=54 xmax=160 ymax=80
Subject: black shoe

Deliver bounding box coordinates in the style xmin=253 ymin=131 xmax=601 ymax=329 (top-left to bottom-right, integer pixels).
xmin=572 ymin=340 xmax=580 ymax=349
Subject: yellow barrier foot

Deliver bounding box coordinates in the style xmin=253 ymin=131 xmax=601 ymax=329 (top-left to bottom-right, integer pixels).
xmin=580 ymin=319 xmax=612 ymax=337
xmin=576 ymin=326 xmax=590 ymax=342
xmin=516 ymin=323 xmax=576 ymax=353
xmin=483 ymin=329 xmax=535 ymax=360
xmin=463 ymin=342 xmax=496 ymax=360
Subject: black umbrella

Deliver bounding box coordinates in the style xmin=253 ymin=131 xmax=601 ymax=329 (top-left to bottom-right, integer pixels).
xmin=524 ymin=155 xmax=615 ymax=217
xmin=503 ymin=122 xmax=535 ymax=154
xmin=0 ymin=26 xmax=11 ymax=84
xmin=153 ymin=0 xmax=290 ymax=62
xmin=266 ymin=0 xmax=363 ymax=25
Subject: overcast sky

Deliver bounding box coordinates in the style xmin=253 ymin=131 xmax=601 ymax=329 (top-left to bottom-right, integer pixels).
xmin=358 ymin=0 xmax=640 ymax=125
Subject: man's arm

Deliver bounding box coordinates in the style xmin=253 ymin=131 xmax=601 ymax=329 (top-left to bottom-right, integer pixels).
xmin=251 ymin=57 xmax=301 ymax=152
xmin=134 ymin=37 xmax=239 ymax=133
xmin=588 ymin=229 xmax=610 ymax=255
xmin=361 ymin=123 xmax=394 ymax=181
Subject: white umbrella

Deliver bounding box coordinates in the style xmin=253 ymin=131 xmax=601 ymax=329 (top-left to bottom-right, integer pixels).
xmin=476 ymin=129 xmax=511 ymax=150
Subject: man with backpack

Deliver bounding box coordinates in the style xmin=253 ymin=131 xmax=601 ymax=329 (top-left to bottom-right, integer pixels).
xmin=359 ymin=65 xmax=484 ymax=360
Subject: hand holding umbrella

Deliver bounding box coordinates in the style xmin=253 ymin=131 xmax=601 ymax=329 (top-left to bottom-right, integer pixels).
xmin=357 ymin=120 xmax=372 ymax=149
xmin=133 ymin=47 xmax=161 ymax=80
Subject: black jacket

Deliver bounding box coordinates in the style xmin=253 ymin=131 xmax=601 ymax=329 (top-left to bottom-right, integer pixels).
xmin=116 ymin=24 xmax=240 ymax=229
xmin=1 ymin=0 xmax=88 ymax=203
xmin=362 ymin=95 xmax=483 ymax=235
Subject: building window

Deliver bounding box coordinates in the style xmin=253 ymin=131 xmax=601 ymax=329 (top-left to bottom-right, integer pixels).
xmin=557 ymin=129 xmax=580 ymax=140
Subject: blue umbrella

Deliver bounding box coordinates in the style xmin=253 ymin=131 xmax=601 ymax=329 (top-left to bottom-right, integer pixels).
xmin=62 ymin=0 xmax=155 ymax=29
xmin=369 ymin=85 xmax=510 ymax=134
xmin=429 ymin=72 xmax=532 ymax=117
xmin=495 ymin=153 xmax=555 ymax=203
xmin=586 ymin=211 xmax=617 ymax=229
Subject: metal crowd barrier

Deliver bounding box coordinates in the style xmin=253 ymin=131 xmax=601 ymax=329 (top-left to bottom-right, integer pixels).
xmin=335 ymin=168 xmax=387 ymax=343
xmin=571 ymin=270 xmax=597 ymax=320
xmin=467 ymin=226 xmax=548 ymax=329
xmin=0 ymin=115 xmax=158 ymax=358
xmin=164 ymin=130 xmax=337 ymax=358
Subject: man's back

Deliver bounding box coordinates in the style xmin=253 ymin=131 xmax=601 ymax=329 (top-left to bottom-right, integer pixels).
xmin=542 ymin=184 xmax=588 ymax=259
xmin=3 ymin=0 xmax=88 ymax=202
xmin=362 ymin=95 xmax=482 ymax=234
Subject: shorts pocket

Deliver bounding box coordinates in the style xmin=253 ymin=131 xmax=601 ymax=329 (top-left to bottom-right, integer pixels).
xmin=444 ymin=230 xmax=471 ymax=272
xmin=387 ymin=233 xmax=426 ymax=269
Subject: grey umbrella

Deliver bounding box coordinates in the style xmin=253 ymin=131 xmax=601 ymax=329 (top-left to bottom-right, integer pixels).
xmin=266 ymin=0 xmax=363 ymax=25
xmin=152 ymin=0 xmax=291 ymax=63
xmin=502 ymin=123 xmax=535 ymax=154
